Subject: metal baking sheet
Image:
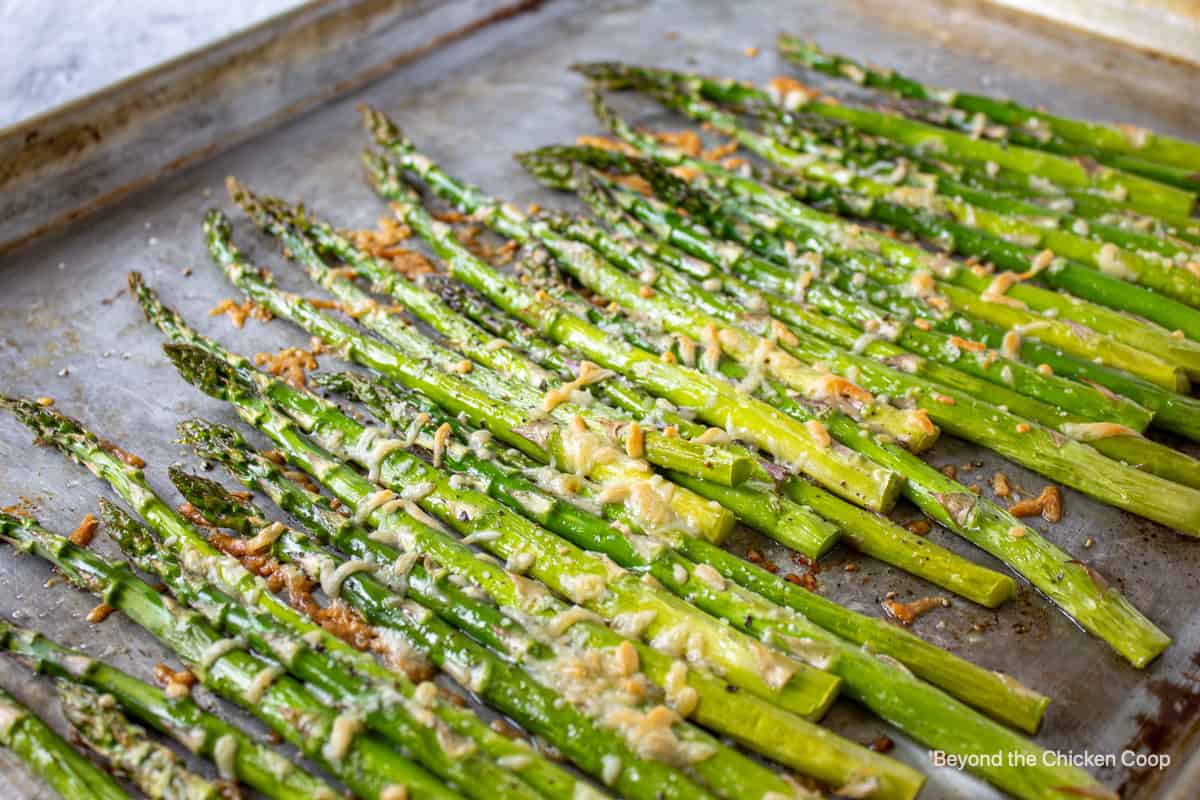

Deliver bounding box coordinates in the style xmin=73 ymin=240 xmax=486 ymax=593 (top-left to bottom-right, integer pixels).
xmin=3 ymin=1 xmax=1200 ymax=798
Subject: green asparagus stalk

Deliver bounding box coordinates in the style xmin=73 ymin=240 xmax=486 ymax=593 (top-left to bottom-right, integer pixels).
xmin=362 ymin=114 xmax=910 ymax=514
xmin=56 ymin=680 xmax=220 ymax=800
xmin=186 ymin=230 xmax=847 ymax=722
xmin=759 ymin=105 xmax=1200 ymax=250
xmin=172 ymin=414 xmax=1098 ymax=800
xmin=630 ymin=77 xmax=1200 ymax=315
xmin=167 ymin=432 xmax=733 ymax=800
xmin=362 ymin=108 xmax=940 ymax=466
xmin=355 ymin=132 xmax=1170 ymax=665
xmin=417 ymin=252 xmax=1030 ymax=607
xmin=325 ymin=328 xmax=1010 ymax=607
xmin=0 ymin=399 xmax=703 ymax=800
xmin=578 ymin=79 xmax=1200 ymax=386
xmin=507 ymin=228 xmax=1181 ymax=655
xmin=500 ymin=158 xmax=1200 ymax=532
xmin=816 ymin=183 xmax=1200 ymax=337
xmin=0 ymin=681 xmax=131 ymax=800
xmin=840 ymin=276 xmax=1200 ymax=442
xmin=459 ymin=147 xmax=1171 ymax=662
xmin=272 ymin=194 xmax=1003 ymax=591
xmin=575 ymin=62 xmax=1196 ymax=218
xmin=336 ymin=369 xmax=1048 ymax=734
xmin=544 ymin=154 xmax=1200 ymax=489
xmin=776 ymin=35 xmax=1200 ymax=174
xmin=750 ymin=78 xmax=1200 ymax=240
xmin=203 ymin=218 xmax=739 ymax=549
xmin=174 ymin=438 xmax=885 ymax=800
xmin=0 ymin=501 xmax=455 ymax=800
xmin=232 ymin=188 xmax=840 ymax=557
xmin=775 ymin=57 xmax=1200 ymax=192
xmin=758 ymin=113 xmax=1200 ymax=262
xmin=544 ymin=153 xmax=1150 ymax=430
xmin=164 ymin=334 xmax=842 ymax=722
xmin=0 ymin=618 xmax=339 ymax=800
xmin=355 ymin=147 xmax=938 ymax=455
xmin=98 ymin=498 xmax=552 ymax=800
xmin=754 ymin=367 xmax=1172 ymax=668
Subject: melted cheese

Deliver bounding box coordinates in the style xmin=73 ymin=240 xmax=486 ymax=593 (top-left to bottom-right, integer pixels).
xmin=401 ymin=413 xmax=430 ymax=447
xmin=699 ymin=323 xmax=722 ymax=373
xmin=1001 ymin=330 xmax=1022 ymax=359
xmin=610 ymin=609 xmax=657 ymax=638
xmin=559 ymin=422 xmax=621 ymax=477
xmin=664 ymin=661 xmax=698 ymax=716
xmin=1061 ymin=422 xmax=1139 ymax=441
xmin=548 ymin=606 xmax=603 ymax=636
xmin=400 ymin=482 xmax=437 ymax=502
xmin=198 ymin=637 xmax=244 ymax=671
xmin=432 ymin=423 xmax=452 ymax=468
xmin=564 ymin=573 xmax=607 ymax=604
xmin=354 ymin=489 xmax=396 ymax=523
xmin=981 ymin=272 xmax=1030 ymax=309
xmin=1097 ymin=243 xmax=1135 ymax=280
xmin=320 ymin=560 xmax=376 ymax=599
xmin=601 ymin=754 xmax=623 ymax=786
xmin=245 ymin=666 xmax=283 ymax=704
xmin=213 ymin=733 xmax=238 ymax=780
xmin=322 ymin=713 xmax=363 ymax=763
xmin=692 ymin=564 xmax=725 ymax=592
xmin=244 ymin=521 xmax=285 ymax=554
xmin=542 ymin=361 xmax=617 ymax=412
xmin=750 ymin=641 xmax=798 ymax=691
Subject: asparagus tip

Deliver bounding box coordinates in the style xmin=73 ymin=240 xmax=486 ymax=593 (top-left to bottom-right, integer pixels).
xmin=162 ymin=343 xmax=249 ymax=401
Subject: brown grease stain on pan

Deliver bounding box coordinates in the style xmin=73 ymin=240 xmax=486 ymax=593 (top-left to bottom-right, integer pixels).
xmin=1121 ymin=652 xmax=1200 ymax=798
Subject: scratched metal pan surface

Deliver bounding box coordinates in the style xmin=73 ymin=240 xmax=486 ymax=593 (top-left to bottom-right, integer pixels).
xmin=2 ymin=0 xmax=1199 ymax=798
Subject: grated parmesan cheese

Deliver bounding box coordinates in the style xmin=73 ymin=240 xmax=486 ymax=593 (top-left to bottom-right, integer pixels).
xmin=322 ymin=713 xmax=363 ymax=763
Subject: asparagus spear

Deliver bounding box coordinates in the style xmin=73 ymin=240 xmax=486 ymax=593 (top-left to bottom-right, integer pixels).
xmin=575 ymin=62 xmax=1196 ymax=218
xmin=173 ymin=440 xmax=879 ymax=800
xmin=171 ymin=418 xmax=1105 ymax=800
xmin=355 ymin=143 xmax=938 ymax=456
xmin=0 ymin=502 xmax=454 ymax=800
xmin=758 ymin=104 xmax=1200 ymax=249
xmin=776 ymin=42 xmax=1198 ymax=191
xmin=542 ymin=153 xmax=1150 ymax=429
xmin=0 ymin=681 xmax=131 ymax=800
xmin=756 ymin=112 xmax=1200 ymax=262
xmin=334 ymin=369 xmax=1049 ymax=734
xmin=186 ymin=224 xmax=843 ymax=720
xmin=417 ymin=263 xmax=1028 ymax=607
xmin=1 ymin=397 xmax=706 ymax=800
xmin=98 ymin=498 xmax=552 ymax=800
xmin=232 ymin=188 xmax=838 ymax=557
xmin=165 ymin=435 xmax=729 ymax=800
xmin=362 ymin=113 xmax=911 ymax=514
xmin=202 ymin=218 xmax=739 ymax=549
xmin=543 ymin=154 xmax=1200 ymax=490
xmin=629 ymin=77 xmax=1200 ymax=314
xmin=362 ymin=111 xmax=938 ymax=463
xmin=776 ymin=35 xmax=1200 ymax=174
xmin=578 ymin=79 xmax=1200 ymax=385
xmin=163 ymin=334 xmax=843 ymax=722
xmin=260 ymin=192 xmax=1004 ymax=587
xmin=138 ymin=291 xmax=1022 ymax=791
xmin=840 ymin=275 xmax=1200 ymax=442
xmin=56 ymin=680 xmax=220 ymax=800
xmin=0 ymin=618 xmax=340 ymax=800
xmin=496 ymin=158 xmax=1200 ymax=533
xmin=358 ymin=131 xmax=1171 ymax=666
xmin=318 ymin=273 xmax=1011 ymax=605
